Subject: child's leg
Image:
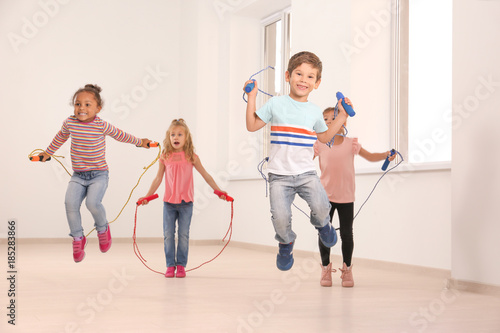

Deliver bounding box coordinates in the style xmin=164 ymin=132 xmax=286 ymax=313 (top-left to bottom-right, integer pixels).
xmin=163 ymin=202 xmax=178 ymax=268
xmin=295 ymin=172 xmax=331 ymax=229
xmin=84 ymin=171 xmax=109 ymax=233
xmin=319 ymin=202 xmax=337 ymax=266
xmin=337 ymin=202 xmax=354 ymax=267
xmin=175 ymin=201 xmax=193 ymax=267
xmin=65 ymin=174 xmax=88 ymax=238
xmin=269 ymin=173 xmax=297 ymax=244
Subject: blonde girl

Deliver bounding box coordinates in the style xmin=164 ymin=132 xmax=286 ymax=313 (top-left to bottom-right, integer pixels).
xmin=138 ymin=119 xmax=227 ymax=278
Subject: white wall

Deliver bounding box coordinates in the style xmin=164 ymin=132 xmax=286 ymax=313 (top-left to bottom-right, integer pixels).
xmin=451 ymin=0 xmax=500 ymax=286
xmin=1 ymin=0 xmax=457 ymax=273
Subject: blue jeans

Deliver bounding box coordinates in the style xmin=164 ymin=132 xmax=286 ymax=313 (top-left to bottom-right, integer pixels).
xmin=65 ymin=170 xmax=109 ymax=238
xmin=268 ymin=171 xmax=331 ymax=244
xmin=163 ymin=201 xmax=193 ymax=267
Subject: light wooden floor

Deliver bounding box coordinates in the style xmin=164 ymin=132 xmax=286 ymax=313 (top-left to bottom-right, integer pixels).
xmin=1 ymin=239 xmax=499 ymax=333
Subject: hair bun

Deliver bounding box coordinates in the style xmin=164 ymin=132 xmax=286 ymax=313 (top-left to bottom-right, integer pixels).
xmin=84 ymin=84 xmax=102 ymax=93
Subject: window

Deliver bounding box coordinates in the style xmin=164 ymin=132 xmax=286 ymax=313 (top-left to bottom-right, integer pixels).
xmin=261 ymin=9 xmax=291 ymax=158
xmin=393 ymin=0 xmax=452 ymax=167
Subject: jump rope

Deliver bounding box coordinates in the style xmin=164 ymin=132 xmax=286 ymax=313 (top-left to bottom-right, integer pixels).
xmin=29 ymin=143 xmax=235 ymax=275
xmin=244 ymin=67 xmax=404 ymax=228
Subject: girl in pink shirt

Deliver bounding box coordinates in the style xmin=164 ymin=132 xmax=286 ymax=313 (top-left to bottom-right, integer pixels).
xmin=313 ymin=106 xmax=395 ymax=288
xmin=139 ymin=119 xmax=228 ymax=278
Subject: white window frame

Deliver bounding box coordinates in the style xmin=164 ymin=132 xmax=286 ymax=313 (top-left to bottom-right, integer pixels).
xmin=260 ymin=8 xmax=291 ymax=160
xmin=391 ymin=0 xmax=451 ymax=171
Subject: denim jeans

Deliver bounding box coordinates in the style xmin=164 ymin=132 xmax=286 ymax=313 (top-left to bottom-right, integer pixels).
xmin=65 ymin=170 xmax=109 ymax=238
xmin=163 ymin=201 xmax=193 ymax=267
xmin=268 ymin=171 xmax=331 ymax=244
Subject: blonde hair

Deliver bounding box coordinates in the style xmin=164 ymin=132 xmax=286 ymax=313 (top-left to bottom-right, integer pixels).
xmin=161 ymin=119 xmax=195 ymax=162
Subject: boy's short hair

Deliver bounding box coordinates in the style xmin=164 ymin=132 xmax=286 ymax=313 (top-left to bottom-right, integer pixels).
xmin=287 ymin=51 xmax=322 ymax=81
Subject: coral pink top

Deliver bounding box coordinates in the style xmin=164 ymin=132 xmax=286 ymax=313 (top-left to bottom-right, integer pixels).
xmin=313 ymin=137 xmax=361 ymax=203
xmin=162 ymin=151 xmax=194 ymax=204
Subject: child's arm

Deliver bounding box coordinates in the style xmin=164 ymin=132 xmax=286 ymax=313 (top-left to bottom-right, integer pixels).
xmin=138 ymin=161 xmax=165 ymax=205
xmin=193 ymin=155 xmax=228 ymax=200
xmin=102 ymin=121 xmax=152 ymax=148
xmin=359 ymin=148 xmax=396 ymax=162
xmin=316 ymin=99 xmax=350 ymax=143
xmin=245 ymin=80 xmax=267 ymax=132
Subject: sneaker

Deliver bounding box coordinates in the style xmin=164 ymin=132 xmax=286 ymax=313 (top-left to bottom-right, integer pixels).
xmin=98 ymin=225 xmax=112 ymax=253
xmin=276 ymin=242 xmax=294 ymax=271
xmin=320 ymin=263 xmax=336 ymax=287
xmin=73 ymin=236 xmax=87 ymax=263
xmin=165 ymin=266 xmax=176 ymax=278
xmin=317 ymin=223 xmax=337 ymax=248
xmin=176 ymin=265 xmax=186 ymax=278
xmin=339 ymin=262 xmax=354 ymax=287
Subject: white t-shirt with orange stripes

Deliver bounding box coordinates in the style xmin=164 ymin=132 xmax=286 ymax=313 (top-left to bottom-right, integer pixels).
xmin=256 ymin=95 xmax=328 ymax=175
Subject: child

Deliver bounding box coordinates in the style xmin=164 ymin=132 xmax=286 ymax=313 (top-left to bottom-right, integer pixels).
xmin=37 ymin=84 xmax=152 ymax=263
xmin=314 ymin=106 xmax=396 ymax=287
xmin=138 ymin=119 xmax=228 ymax=278
xmin=244 ymin=51 xmax=350 ymax=271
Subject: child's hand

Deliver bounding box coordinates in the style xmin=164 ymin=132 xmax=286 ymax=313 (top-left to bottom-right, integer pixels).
xmin=37 ymin=152 xmax=51 ymax=162
xmin=336 ymin=98 xmax=349 ymax=119
xmin=243 ymin=79 xmax=258 ymax=97
xmin=217 ymin=191 xmax=229 ymax=201
xmin=386 ymin=151 xmax=397 ymax=161
xmin=137 ymin=196 xmax=149 ymax=205
xmin=139 ymin=139 xmax=152 ymax=148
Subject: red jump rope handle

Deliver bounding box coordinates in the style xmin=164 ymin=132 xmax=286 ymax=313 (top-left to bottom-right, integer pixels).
xmin=147 ymin=142 xmax=159 ymax=148
xmin=214 ymin=190 xmax=234 ymax=202
xmin=137 ymin=193 xmax=159 ymax=205
xmin=30 ymin=155 xmax=51 ymax=162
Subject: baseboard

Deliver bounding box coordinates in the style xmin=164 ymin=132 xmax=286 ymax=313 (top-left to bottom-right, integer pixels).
xmin=446 ymin=278 xmax=500 ymax=297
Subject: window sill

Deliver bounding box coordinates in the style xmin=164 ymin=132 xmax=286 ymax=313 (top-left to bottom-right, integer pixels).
xmin=356 ymin=161 xmax=451 ymax=175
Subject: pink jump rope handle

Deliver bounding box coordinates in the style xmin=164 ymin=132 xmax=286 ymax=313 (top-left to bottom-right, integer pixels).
xmin=214 ymin=190 xmax=234 ymax=202
xmin=137 ymin=193 xmax=159 ymax=205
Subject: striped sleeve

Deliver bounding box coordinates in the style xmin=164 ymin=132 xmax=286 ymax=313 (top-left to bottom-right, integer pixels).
xmin=45 ymin=119 xmax=70 ymax=155
xmin=101 ymin=120 xmax=142 ymax=146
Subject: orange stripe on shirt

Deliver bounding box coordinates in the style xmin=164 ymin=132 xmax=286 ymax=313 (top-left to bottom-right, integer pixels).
xmin=271 ymin=126 xmax=316 ymax=136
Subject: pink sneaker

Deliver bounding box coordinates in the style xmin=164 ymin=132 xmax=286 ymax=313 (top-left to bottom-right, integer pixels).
xmin=175 ymin=265 xmax=186 ymax=278
xmin=98 ymin=226 xmax=112 ymax=253
xmin=320 ymin=263 xmax=336 ymax=287
xmin=73 ymin=236 xmax=87 ymax=263
xmin=339 ymin=263 xmax=354 ymax=287
xmin=165 ymin=267 xmax=176 ymax=278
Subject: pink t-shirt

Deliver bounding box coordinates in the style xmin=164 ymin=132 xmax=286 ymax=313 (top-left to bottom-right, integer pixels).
xmin=162 ymin=151 xmax=194 ymax=204
xmin=313 ymin=137 xmax=361 ymax=203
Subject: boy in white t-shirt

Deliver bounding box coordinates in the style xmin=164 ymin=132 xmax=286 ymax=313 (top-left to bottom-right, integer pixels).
xmin=244 ymin=51 xmax=350 ymax=271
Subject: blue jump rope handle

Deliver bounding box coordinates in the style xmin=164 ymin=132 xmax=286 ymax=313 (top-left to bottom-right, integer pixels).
xmin=336 ymin=92 xmax=355 ymax=117
xmin=245 ymin=80 xmax=255 ymax=93
xmin=382 ymin=149 xmax=396 ymax=171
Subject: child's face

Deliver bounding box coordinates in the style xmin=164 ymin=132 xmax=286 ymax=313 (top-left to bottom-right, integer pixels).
xmin=170 ymin=126 xmax=186 ymax=152
xmin=285 ymin=63 xmax=321 ymax=102
xmin=323 ymin=110 xmax=346 ymax=133
xmin=74 ymin=92 xmax=101 ymax=123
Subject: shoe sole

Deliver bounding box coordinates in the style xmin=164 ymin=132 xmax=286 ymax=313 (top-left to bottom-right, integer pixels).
xmin=319 ymin=225 xmax=338 ymax=248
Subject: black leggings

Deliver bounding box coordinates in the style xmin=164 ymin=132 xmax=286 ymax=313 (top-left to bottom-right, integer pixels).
xmin=318 ymin=202 xmax=354 ymax=267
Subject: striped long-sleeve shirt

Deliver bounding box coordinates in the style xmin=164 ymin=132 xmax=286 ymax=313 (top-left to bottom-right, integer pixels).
xmin=45 ymin=116 xmax=142 ymax=172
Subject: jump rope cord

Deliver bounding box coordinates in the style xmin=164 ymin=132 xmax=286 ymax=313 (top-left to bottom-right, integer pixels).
xmin=242 ymin=66 xmax=275 ymax=103
xmin=133 ymin=199 xmax=234 ymax=275
xmin=28 ymin=149 xmax=73 ymax=176
xmin=258 ymin=151 xmax=404 ymax=229
xmin=29 ymin=144 xmax=162 ymax=237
